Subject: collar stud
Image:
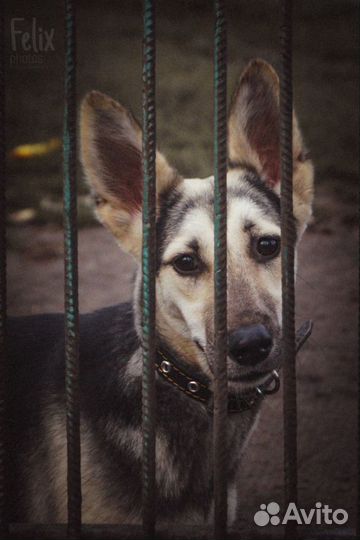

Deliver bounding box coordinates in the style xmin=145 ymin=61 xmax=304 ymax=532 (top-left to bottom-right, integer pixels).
xmin=188 ymin=380 xmax=200 ymax=393
xmin=160 ymin=360 xmax=171 ymax=374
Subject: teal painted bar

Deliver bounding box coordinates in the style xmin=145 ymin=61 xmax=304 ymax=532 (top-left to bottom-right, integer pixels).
xmin=63 ymin=0 xmax=81 ymax=537
xmin=141 ymin=0 xmax=157 ymax=536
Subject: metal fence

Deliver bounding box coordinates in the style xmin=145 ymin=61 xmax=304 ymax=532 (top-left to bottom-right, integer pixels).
xmin=0 ymin=1 xmax=357 ymax=539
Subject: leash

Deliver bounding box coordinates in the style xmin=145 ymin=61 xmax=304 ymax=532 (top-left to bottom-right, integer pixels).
xmin=155 ymin=320 xmax=313 ymax=414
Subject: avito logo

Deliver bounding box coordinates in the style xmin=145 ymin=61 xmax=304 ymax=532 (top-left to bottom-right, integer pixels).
xmin=254 ymin=501 xmax=348 ymax=527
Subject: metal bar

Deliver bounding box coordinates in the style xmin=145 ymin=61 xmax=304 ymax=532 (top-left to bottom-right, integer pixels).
xmin=142 ymin=0 xmax=157 ymax=536
xmin=213 ymin=1 xmax=228 ymax=538
xmin=6 ymin=523 xmax=358 ymax=540
xmin=280 ymin=1 xmax=297 ymax=539
xmin=63 ymin=0 xmax=81 ymax=537
xmin=358 ymin=138 xmax=360 ymax=540
xmin=0 ymin=1 xmax=7 ymax=536
xmin=358 ymin=140 xmax=360 ymax=540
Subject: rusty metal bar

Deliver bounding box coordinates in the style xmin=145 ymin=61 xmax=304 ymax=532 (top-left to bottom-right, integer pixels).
xmin=0 ymin=0 xmax=7 ymax=536
xmin=63 ymin=0 xmax=81 ymax=537
xmin=213 ymin=1 xmax=228 ymax=538
xmin=141 ymin=0 xmax=157 ymax=536
xmin=280 ymin=1 xmax=297 ymax=538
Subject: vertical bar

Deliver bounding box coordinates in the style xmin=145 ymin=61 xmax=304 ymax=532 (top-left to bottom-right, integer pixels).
xmin=358 ymin=50 xmax=360 ymax=540
xmin=358 ymin=58 xmax=360 ymax=540
xmin=0 ymin=0 xmax=7 ymax=535
xmin=142 ymin=0 xmax=157 ymax=536
xmin=280 ymin=1 xmax=297 ymax=539
xmin=63 ymin=0 xmax=81 ymax=537
xmin=213 ymin=1 xmax=227 ymax=538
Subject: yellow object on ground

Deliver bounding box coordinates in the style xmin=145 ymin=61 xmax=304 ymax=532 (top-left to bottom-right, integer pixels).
xmin=9 ymin=137 xmax=61 ymax=159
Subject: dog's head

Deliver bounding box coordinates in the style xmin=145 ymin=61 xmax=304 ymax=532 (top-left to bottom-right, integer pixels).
xmin=80 ymin=59 xmax=314 ymax=391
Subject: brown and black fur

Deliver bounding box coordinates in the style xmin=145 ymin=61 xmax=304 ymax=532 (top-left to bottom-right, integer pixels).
xmin=6 ymin=59 xmax=313 ymax=525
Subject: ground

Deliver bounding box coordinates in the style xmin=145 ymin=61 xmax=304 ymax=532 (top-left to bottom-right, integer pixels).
xmin=5 ymin=0 xmax=359 ymax=537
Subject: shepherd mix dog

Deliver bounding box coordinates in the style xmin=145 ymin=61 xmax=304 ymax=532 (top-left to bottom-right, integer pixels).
xmin=7 ymin=59 xmax=313 ymax=525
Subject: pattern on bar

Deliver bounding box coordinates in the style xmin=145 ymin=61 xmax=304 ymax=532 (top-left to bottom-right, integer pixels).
xmin=213 ymin=1 xmax=228 ymax=538
xmin=141 ymin=0 xmax=157 ymax=537
xmin=63 ymin=0 xmax=81 ymax=537
xmin=280 ymin=1 xmax=297 ymax=538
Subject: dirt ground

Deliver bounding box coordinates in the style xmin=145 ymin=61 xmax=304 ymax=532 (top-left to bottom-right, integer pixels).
xmin=5 ymin=0 xmax=359 ymax=537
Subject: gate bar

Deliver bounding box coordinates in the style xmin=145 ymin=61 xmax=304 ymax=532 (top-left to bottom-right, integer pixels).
xmin=280 ymin=1 xmax=297 ymax=538
xmin=63 ymin=0 xmax=81 ymax=537
xmin=141 ymin=0 xmax=157 ymax=536
xmin=213 ymin=1 xmax=228 ymax=538
xmin=0 ymin=0 xmax=7 ymax=535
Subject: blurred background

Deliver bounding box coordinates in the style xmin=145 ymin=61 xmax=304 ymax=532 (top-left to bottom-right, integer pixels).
xmin=5 ymin=0 xmax=359 ymax=536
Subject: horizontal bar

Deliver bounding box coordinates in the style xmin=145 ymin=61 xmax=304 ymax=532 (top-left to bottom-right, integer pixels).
xmin=7 ymin=524 xmax=357 ymax=540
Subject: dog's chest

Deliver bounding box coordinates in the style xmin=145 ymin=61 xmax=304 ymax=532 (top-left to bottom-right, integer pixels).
xmin=151 ymin=383 xmax=260 ymax=521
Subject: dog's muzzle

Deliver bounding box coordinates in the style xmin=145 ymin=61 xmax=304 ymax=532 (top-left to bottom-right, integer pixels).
xmin=156 ymin=320 xmax=313 ymax=414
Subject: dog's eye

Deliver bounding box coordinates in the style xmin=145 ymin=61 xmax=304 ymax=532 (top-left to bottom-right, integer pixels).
xmin=172 ymin=254 xmax=201 ymax=275
xmin=255 ymin=236 xmax=280 ymax=260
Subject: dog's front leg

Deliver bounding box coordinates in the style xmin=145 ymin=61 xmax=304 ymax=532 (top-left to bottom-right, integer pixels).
xmin=227 ymin=483 xmax=238 ymax=527
xmin=206 ymin=482 xmax=238 ymax=529
xmin=206 ymin=486 xmax=238 ymax=527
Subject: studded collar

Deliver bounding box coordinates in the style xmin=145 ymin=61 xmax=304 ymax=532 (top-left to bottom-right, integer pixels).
xmin=155 ymin=320 xmax=313 ymax=415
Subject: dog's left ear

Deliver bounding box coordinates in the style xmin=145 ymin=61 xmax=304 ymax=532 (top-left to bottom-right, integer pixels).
xmin=228 ymin=59 xmax=314 ymax=234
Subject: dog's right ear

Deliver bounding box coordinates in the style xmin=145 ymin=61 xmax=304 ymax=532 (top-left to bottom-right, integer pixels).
xmin=228 ymin=59 xmax=314 ymax=235
xmin=80 ymin=91 xmax=178 ymax=259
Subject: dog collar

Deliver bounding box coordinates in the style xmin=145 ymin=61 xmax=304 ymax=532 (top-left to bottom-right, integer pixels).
xmin=155 ymin=320 xmax=313 ymax=415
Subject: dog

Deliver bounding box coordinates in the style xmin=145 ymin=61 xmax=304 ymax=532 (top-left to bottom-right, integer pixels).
xmin=6 ymin=59 xmax=313 ymax=526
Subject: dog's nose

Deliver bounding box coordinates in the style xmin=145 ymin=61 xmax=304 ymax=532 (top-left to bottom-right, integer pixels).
xmin=228 ymin=324 xmax=272 ymax=365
